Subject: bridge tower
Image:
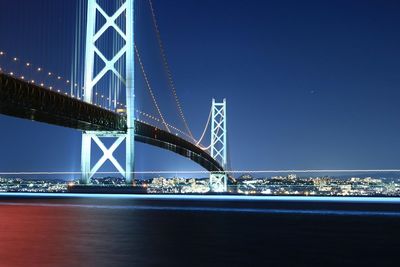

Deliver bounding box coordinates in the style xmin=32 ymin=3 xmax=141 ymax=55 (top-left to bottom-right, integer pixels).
xmin=210 ymin=98 xmax=228 ymax=192
xmin=81 ymin=0 xmax=135 ymax=184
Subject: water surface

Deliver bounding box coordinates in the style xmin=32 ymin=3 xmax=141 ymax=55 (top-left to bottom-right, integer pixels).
xmin=0 ymin=196 xmax=399 ymax=266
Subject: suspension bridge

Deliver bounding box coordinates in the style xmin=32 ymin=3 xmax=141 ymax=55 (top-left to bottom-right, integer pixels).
xmin=0 ymin=0 xmax=230 ymax=192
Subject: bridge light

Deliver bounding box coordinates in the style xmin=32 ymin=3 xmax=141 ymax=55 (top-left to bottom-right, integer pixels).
xmin=31 ymin=80 xmax=35 ymax=84
xmin=9 ymin=72 xmax=14 ymax=76
xmin=0 ymin=51 xmax=4 ymax=55
xmin=57 ymin=76 xmax=61 ymax=80
xmin=49 ymin=87 xmax=53 ymax=90
xmin=40 ymin=83 xmax=44 ymax=87
xmin=66 ymin=80 xmax=70 ymax=84
xmin=21 ymin=76 xmax=24 ymax=80
xmin=48 ymin=72 xmax=52 ymax=76
xmin=13 ymin=57 xmax=17 ymax=61
xmin=26 ymin=63 xmax=31 ymax=67
xmin=57 ymin=90 xmax=61 ymax=93
xmin=37 ymin=67 xmax=42 ymax=72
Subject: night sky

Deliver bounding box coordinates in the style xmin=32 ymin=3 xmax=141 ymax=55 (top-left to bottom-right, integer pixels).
xmin=1 ymin=0 xmax=400 ymax=174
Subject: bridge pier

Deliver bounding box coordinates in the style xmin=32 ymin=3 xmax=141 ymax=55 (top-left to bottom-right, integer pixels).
xmin=210 ymin=172 xmax=228 ymax=193
xmin=80 ymin=131 xmax=130 ymax=184
xmin=81 ymin=133 xmax=92 ymax=184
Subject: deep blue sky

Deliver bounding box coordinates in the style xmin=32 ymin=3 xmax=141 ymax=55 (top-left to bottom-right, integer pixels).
xmin=1 ymin=0 xmax=400 ymax=173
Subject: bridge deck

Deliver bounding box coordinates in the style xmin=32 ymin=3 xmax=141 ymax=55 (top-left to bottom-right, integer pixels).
xmin=0 ymin=73 xmax=224 ymax=172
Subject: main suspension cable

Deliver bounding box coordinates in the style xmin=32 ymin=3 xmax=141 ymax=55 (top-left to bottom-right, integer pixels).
xmin=137 ymin=109 xmax=194 ymax=142
xmin=148 ymin=0 xmax=194 ymax=140
xmin=196 ymin=107 xmax=212 ymax=146
xmin=135 ymin=45 xmax=171 ymax=133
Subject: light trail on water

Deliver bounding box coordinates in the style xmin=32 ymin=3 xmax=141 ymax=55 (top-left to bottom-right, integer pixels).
xmin=1 ymin=194 xmax=400 ymax=217
xmin=1 ymin=193 xmax=400 ymax=203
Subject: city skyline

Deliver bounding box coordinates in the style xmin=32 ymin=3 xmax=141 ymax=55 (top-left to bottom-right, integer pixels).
xmin=1 ymin=0 xmax=400 ymax=173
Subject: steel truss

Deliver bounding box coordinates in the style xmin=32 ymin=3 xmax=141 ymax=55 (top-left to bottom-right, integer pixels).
xmin=81 ymin=0 xmax=135 ymax=184
xmin=210 ymin=99 xmax=227 ymax=192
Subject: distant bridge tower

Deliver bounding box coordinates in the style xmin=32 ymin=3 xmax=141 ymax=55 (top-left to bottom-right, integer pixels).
xmin=210 ymin=98 xmax=228 ymax=192
xmin=81 ymin=0 xmax=135 ymax=184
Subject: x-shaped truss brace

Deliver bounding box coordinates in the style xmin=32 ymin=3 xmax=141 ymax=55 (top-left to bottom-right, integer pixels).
xmin=88 ymin=135 xmax=126 ymax=179
xmin=89 ymin=2 xmax=128 ymax=90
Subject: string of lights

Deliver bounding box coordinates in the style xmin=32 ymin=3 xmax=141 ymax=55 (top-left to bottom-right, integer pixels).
xmin=1 ymin=48 xmax=213 ymax=150
xmin=0 ymin=50 xmax=71 ymax=91
xmin=0 ymin=49 xmax=129 ymax=112
xmin=148 ymin=0 xmax=194 ymax=140
xmin=1 ymin=48 xmax=215 ymax=151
